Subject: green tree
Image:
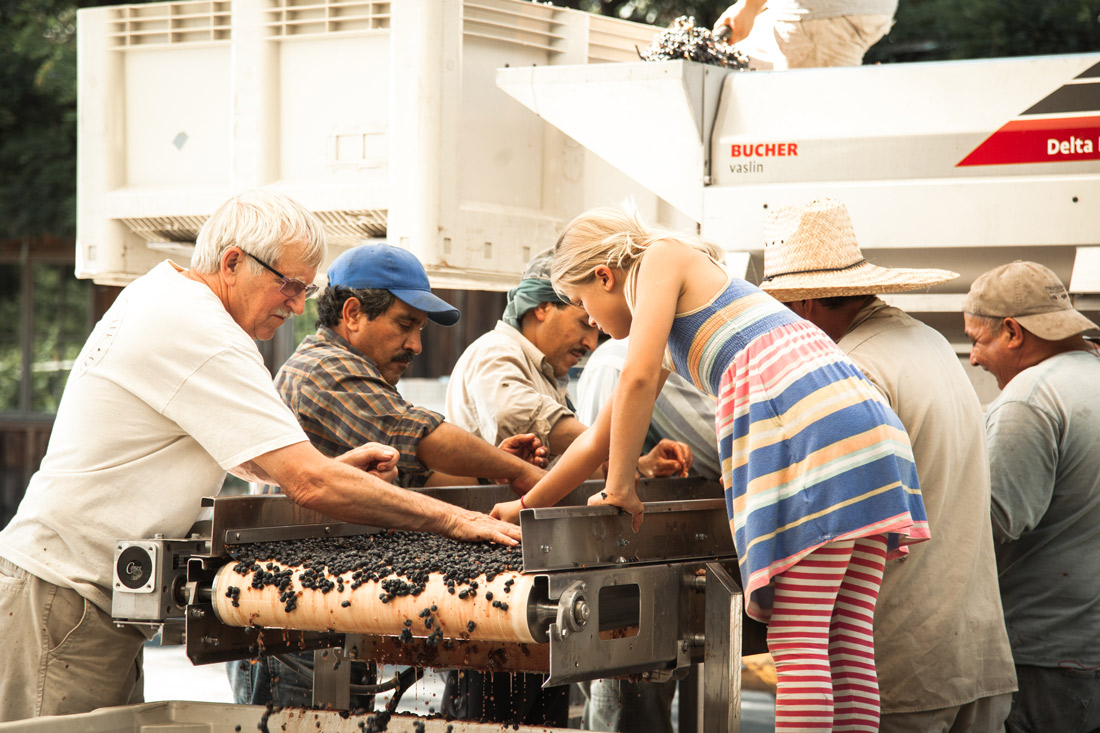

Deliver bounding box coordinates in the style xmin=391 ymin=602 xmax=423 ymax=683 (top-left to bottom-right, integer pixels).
xmin=0 ymin=1 xmax=127 ymax=239
xmin=870 ymin=0 xmax=1100 ymax=63
xmin=0 ymin=1 xmax=79 ymax=238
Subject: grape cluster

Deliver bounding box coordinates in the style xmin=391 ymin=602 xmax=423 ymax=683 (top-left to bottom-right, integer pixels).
xmin=640 ymin=16 xmax=750 ymax=70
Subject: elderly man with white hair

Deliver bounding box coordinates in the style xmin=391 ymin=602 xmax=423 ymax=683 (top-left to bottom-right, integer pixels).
xmin=0 ymin=190 xmax=520 ymax=723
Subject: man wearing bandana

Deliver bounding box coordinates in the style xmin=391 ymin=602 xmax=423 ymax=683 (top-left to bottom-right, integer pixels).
xmin=448 ymin=249 xmax=690 ymax=473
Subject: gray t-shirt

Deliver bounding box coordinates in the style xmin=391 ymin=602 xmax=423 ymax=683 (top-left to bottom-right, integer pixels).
xmin=767 ymin=0 xmax=898 ymax=21
xmin=986 ymin=349 xmax=1100 ymax=667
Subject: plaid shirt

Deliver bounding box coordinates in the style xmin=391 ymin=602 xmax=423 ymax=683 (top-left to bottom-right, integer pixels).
xmin=270 ymin=326 xmax=443 ymax=489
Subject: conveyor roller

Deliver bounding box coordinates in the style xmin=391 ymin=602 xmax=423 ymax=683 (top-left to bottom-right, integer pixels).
xmin=212 ymin=565 xmax=539 ymax=643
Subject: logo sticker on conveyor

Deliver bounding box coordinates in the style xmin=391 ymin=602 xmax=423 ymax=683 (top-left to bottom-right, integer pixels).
xmin=958 ymin=61 xmax=1100 ymax=166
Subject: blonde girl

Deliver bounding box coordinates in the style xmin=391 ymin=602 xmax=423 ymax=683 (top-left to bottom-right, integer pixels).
xmin=497 ymin=207 xmax=930 ymax=732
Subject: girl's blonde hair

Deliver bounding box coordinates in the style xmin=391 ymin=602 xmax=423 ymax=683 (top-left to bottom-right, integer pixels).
xmin=551 ymin=207 xmax=723 ymax=294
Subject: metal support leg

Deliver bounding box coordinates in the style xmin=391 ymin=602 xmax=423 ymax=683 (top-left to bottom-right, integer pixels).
xmin=678 ymin=662 xmax=703 ymax=733
xmin=704 ymin=562 xmax=742 ymax=733
xmin=312 ymin=647 xmax=351 ymax=709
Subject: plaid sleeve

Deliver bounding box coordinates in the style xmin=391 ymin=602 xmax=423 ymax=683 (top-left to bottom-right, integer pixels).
xmin=288 ymin=353 xmax=444 ymax=487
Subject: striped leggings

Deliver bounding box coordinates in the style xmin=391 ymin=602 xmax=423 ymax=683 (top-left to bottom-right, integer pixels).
xmin=767 ymin=534 xmax=888 ymax=733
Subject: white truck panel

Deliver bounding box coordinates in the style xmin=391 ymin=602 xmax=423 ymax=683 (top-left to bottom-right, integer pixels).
xmin=496 ymin=55 xmax=1100 ymax=352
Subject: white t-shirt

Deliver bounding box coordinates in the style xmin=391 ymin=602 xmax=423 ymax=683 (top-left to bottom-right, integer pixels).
xmin=0 ymin=261 xmax=308 ymax=612
xmin=766 ymin=0 xmax=897 ymax=21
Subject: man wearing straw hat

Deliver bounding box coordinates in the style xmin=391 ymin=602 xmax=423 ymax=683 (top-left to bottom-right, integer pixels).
xmin=760 ymin=198 xmax=1016 ymax=732
xmin=963 ymin=261 xmax=1100 ymax=733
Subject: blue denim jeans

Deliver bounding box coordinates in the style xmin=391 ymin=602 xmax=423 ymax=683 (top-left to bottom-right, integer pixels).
xmin=227 ymin=650 xmax=374 ymax=709
xmin=580 ymin=677 xmax=677 ymax=733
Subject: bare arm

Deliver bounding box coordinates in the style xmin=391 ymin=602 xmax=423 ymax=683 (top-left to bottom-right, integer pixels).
xmin=600 ymin=244 xmax=684 ymax=524
xmin=416 ymin=422 xmax=546 ymax=494
xmin=423 ymin=470 xmax=477 ymax=487
xmin=491 ymin=400 xmax=615 ymax=525
xmin=713 ymin=0 xmax=767 ymax=44
xmin=231 ymin=442 xmax=400 ymax=485
xmin=546 ymin=415 xmax=590 ymax=457
xmin=254 ymin=441 xmax=522 ymax=545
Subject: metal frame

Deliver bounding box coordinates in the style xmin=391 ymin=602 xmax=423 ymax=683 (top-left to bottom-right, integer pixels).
xmin=704 ymin=561 xmax=744 ymax=733
xmin=113 ymin=481 xmax=767 ymax=732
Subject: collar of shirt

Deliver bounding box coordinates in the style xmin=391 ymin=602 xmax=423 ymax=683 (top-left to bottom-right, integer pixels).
xmin=310 ymin=326 xmax=397 ymax=393
xmin=845 ymin=296 xmax=892 ymax=335
xmin=493 ymin=320 xmax=569 ymax=390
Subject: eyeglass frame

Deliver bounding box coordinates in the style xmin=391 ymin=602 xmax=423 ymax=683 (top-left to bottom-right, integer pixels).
xmin=242 ymin=250 xmax=319 ymax=299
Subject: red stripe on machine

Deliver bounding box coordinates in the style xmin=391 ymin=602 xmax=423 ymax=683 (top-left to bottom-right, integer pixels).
xmin=957 ymin=115 xmax=1100 ymax=166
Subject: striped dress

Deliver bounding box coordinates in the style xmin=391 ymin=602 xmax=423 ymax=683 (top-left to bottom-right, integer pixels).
xmin=662 ymin=275 xmax=929 ymax=623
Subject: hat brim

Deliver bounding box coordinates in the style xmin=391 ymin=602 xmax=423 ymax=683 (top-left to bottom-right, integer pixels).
xmin=390 ymin=288 xmax=461 ymax=326
xmin=1014 ymin=309 xmax=1099 ymax=340
xmin=759 ymin=261 xmax=959 ymax=302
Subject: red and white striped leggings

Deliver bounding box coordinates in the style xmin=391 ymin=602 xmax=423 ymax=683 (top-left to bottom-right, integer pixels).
xmin=767 ymin=534 xmax=888 ymax=733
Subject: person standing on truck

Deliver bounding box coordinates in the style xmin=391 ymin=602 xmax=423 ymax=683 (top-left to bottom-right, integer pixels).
xmin=963 ymin=261 xmax=1100 ymax=733
xmin=0 ymin=190 xmax=520 ymax=723
xmin=713 ymin=0 xmax=895 ymax=69
xmin=229 ymin=242 xmax=549 ymax=709
xmin=518 ymin=205 xmax=929 ymax=732
xmin=760 ymin=198 xmax=1017 ymax=732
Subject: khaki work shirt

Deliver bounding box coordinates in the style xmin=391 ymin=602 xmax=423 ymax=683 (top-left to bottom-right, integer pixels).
xmin=839 ymin=298 xmax=1016 ymax=714
xmin=445 ymin=321 xmax=574 ymax=449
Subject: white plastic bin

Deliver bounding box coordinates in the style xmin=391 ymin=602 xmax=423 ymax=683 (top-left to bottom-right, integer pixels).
xmin=77 ymin=0 xmax=670 ymax=288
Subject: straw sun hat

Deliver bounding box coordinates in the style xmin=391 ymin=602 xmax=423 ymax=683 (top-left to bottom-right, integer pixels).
xmin=759 ymin=199 xmax=958 ymax=302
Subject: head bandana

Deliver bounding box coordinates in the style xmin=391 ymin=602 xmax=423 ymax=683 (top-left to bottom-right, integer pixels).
xmin=502 ymin=249 xmax=569 ymax=329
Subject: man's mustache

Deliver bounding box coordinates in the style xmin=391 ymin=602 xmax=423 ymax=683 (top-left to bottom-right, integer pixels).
xmin=392 ymin=351 xmax=416 ymax=364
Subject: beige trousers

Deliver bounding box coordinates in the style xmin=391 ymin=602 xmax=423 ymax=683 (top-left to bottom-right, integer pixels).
xmin=737 ymin=12 xmax=894 ymax=69
xmin=880 ymin=692 xmax=1013 ymax=733
xmin=0 ymin=557 xmax=146 ymax=722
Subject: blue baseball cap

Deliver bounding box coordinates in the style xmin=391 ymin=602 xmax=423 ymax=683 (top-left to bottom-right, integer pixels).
xmin=327 ymin=244 xmax=460 ymax=326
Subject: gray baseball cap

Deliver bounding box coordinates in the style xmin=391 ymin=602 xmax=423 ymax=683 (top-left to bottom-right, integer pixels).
xmin=963 ymin=260 xmax=1097 ymax=340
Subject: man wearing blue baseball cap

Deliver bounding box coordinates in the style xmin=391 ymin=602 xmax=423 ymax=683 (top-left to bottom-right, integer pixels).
xmin=230 ymin=243 xmax=548 ymax=708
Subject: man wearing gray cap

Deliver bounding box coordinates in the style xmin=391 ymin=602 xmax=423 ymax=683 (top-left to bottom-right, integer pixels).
xmin=964 ymin=260 xmax=1100 ymax=733
xmin=762 ymin=199 xmax=1017 ymax=732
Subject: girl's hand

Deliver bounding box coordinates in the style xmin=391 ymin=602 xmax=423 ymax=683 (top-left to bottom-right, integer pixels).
xmin=589 ymin=486 xmax=645 ymax=533
xmin=490 ymin=499 xmax=523 ymax=525
xmin=712 ymin=0 xmax=764 ymax=45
